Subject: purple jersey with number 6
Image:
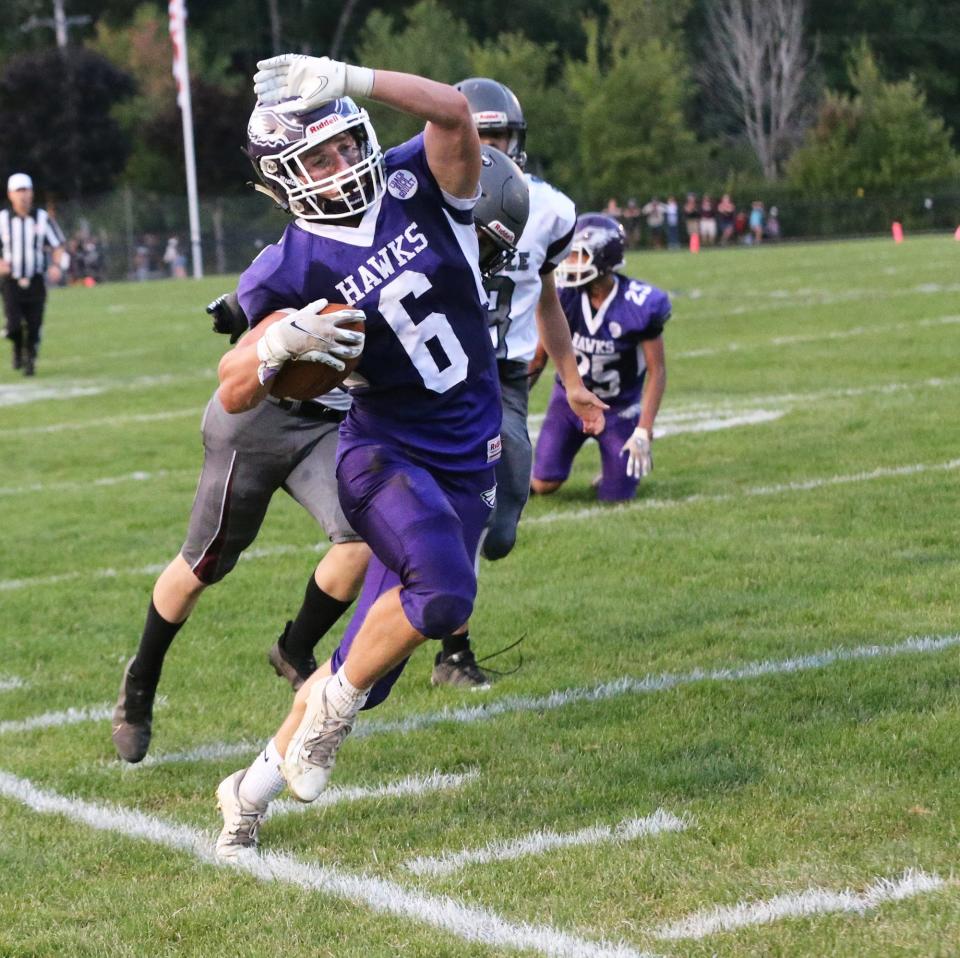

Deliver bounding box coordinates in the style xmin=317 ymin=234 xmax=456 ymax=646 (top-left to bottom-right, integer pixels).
xmin=558 ymin=276 xmax=670 ymax=410
xmin=238 ymin=134 xmax=501 ymax=473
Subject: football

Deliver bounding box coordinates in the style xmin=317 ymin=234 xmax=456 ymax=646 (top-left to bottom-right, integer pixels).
xmin=243 ymin=304 xmax=363 ymax=401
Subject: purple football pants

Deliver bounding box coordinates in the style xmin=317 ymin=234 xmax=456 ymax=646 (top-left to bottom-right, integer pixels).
xmin=332 ymin=441 xmax=495 ymax=709
xmin=533 ymin=383 xmax=640 ymax=502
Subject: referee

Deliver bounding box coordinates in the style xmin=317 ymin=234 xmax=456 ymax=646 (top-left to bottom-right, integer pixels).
xmin=0 ymin=173 xmax=65 ymax=376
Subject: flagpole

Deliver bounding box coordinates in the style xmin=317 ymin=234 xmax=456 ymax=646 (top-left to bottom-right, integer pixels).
xmin=169 ymin=0 xmax=203 ymax=278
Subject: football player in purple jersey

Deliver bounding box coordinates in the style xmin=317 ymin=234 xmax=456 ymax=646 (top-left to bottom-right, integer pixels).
xmin=532 ymin=213 xmax=669 ymax=502
xmin=215 ymin=54 xmax=532 ymax=857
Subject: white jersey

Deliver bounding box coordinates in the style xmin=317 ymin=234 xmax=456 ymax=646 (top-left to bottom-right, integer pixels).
xmin=486 ymin=175 xmax=576 ymax=363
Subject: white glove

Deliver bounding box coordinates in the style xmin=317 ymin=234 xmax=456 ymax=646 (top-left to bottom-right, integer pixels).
xmin=622 ymin=427 xmax=653 ymax=479
xmin=256 ymin=299 xmax=365 ymax=378
xmin=253 ymin=55 xmax=375 ymax=112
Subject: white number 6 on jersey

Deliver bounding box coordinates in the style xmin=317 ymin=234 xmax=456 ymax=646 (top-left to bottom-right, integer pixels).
xmin=378 ymin=271 xmax=469 ymax=393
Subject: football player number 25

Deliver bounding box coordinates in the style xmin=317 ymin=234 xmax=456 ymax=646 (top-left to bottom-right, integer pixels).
xmin=378 ymin=271 xmax=468 ymax=392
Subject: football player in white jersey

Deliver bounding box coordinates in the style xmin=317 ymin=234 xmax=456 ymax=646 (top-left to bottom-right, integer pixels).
xmin=430 ymin=78 xmax=607 ymax=688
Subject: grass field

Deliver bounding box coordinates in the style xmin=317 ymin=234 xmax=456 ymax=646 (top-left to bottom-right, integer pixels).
xmin=1 ymin=234 xmax=959 ymax=957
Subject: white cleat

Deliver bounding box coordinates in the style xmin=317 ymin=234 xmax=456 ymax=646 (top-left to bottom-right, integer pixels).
xmin=216 ymin=769 xmax=267 ymax=859
xmin=281 ymin=675 xmax=355 ymax=803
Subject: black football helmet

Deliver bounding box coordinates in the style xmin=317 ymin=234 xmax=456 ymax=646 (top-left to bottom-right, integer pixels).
xmin=455 ymin=77 xmax=527 ymax=169
xmin=473 ymin=146 xmax=529 ymax=278
xmin=245 ymin=97 xmax=385 ymax=220
xmin=556 ymin=213 xmax=627 ymax=288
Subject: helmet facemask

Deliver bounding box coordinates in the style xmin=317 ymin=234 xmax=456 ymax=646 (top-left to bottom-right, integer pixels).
xmin=556 ymin=244 xmax=600 ymax=288
xmin=256 ymin=108 xmax=385 ymax=220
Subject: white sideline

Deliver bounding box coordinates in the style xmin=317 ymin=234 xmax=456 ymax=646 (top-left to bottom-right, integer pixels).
xmin=137 ymin=633 xmax=960 ymax=768
xmin=5 ymin=456 xmax=958 ymax=594
xmin=524 ymin=457 xmax=960 ymax=527
xmin=0 ymin=676 xmax=26 ymax=693
xmin=0 ymin=469 xmax=192 ymax=498
xmin=270 ymin=769 xmax=479 ymax=818
xmin=0 ymin=407 xmax=199 ymax=437
xmin=674 ymin=314 xmax=960 ymax=359
xmin=0 ymin=369 xmax=214 ymax=409
xmin=0 ymin=770 xmax=654 ymax=958
xmin=655 ymin=869 xmax=945 ymax=940
xmin=0 ymin=704 xmax=112 ymax=735
xmin=404 ymin=809 xmax=689 ymax=878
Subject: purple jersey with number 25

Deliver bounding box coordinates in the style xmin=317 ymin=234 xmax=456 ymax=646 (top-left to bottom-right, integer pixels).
xmin=558 ymin=276 xmax=670 ymax=410
xmin=238 ymin=134 xmax=501 ymax=473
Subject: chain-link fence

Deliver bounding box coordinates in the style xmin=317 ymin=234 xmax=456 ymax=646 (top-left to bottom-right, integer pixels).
xmin=50 ymin=188 xmax=285 ymax=283
xmin=46 ymin=180 xmax=960 ymax=282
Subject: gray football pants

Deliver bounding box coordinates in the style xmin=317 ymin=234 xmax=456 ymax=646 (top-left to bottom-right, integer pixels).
xmin=482 ymin=363 xmax=531 ymax=561
xmin=181 ymin=393 xmax=358 ymax=584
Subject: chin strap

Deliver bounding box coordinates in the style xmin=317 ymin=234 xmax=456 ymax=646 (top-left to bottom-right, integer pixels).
xmin=474 ymin=634 xmax=526 ymax=677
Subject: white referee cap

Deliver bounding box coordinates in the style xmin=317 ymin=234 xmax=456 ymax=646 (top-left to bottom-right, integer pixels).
xmin=7 ymin=173 xmax=33 ymax=192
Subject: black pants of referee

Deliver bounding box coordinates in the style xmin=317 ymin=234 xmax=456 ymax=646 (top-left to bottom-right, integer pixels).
xmin=2 ymin=275 xmax=46 ymax=367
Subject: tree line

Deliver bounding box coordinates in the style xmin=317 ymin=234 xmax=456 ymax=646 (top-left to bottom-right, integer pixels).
xmin=0 ymin=0 xmax=957 ymax=222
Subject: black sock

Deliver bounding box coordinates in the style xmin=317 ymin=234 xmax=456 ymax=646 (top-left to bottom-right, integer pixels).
xmin=441 ymin=631 xmax=471 ymax=657
xmin=282 ymin=576 xmax=352 ymax=660
xmin=131 ymin=600 xmax=185 ymax=687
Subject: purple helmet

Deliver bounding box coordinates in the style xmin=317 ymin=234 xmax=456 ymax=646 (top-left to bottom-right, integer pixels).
xmin=245 ymin=97 xmax=385 ymax=221
xmin=556 ymin=213 xmax=626 ymax=288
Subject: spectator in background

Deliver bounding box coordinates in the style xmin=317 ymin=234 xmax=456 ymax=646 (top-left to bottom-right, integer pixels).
xmin=641 ymin=196 xmax=665 ymax=249
xmin=0 ymin=173 xmax=66 ymax=376
xmin=734 ymin=208 xmax=749 ymax=243
xmin=604 ymin=196 xmax=622 ymax=221
xmin=717 ymin=193 xmax=736 ymax=245
xmin=163 ymin=236 xmax=188 ymax=278
xmin=682 ymin=193 xmax=699 ymax=244
xmin=749 ymin=201 xmax=765 ymax=245
xmin=699 ymin=194 xmax=717 ymax=246
xmin=621 ymin=198 xmax=642 ymax=248
xmin=765 ymin=206 xmax=780 ymax=241
xmin=664 ymin=195 xmax=680 ymax=249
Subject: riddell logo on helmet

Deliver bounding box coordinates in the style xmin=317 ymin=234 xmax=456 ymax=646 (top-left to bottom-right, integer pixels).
xmin=474 ymin=110 xmax=508 ymax=126
xmin=488 ymin=220 xmax=516 ymax=244
xmin=306 ymin=115 xmax=341 ymax=136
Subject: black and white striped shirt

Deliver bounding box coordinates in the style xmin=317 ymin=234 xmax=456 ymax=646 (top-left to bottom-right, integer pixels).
xmin=0 ymin=207 xmax=65 ymax=281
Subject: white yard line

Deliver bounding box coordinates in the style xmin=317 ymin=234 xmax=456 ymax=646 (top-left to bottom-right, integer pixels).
xmin=0 ymin=704 xmax=113 ymax=735
xmin=0 ymin=676 xmax=26 ymax=693
xmin=137 ymin=633 xmax=960 ymax=768
xmin=655 ymin=869 xmax=945 ymax=940
xmin=404 ymin=809 xmax=689 ymax=878
xmin=0 ymin=369 xmax=214 ymax=409
xmin=0 ymin=469 xmax=193 ymax=498
xmin=0 ymin=407 xmax=200 ymax=438
xmin=523 ymin=457 xmax=960 ymax=527
xmin=0 ymin=770 xmax=654 ymax=958
xmin=271 ymin=769 xmax=480 ymax=818
xmin=674 ymin=314 xmax=960 ymax=359
xmin=5 ymin=456 xmax=956 ymax=594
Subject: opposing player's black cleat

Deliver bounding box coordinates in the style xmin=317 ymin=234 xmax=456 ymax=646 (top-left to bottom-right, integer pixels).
xmin=11 ymin=346 xmax=22 ymax=371
xmin=111 ymin=657 xmax=156 ymax=763
xmin=267 ymin=621 xmax=318 ymax=691
xmin=431 ymin=648 xmax=491 ymax=689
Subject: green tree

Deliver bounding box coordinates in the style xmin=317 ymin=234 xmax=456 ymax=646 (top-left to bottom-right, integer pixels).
xmin=91 ymin=4 xmax=250 ymax=195
xmin=560 ymin=22 xmax=698 ymax=206
xmin=355 ymin=0 xmax=472 ymax=149
xmin=0 ymin=47 xmax=133 ymax=198
xmin=788 ymin=42 xmax=959 ymax=194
